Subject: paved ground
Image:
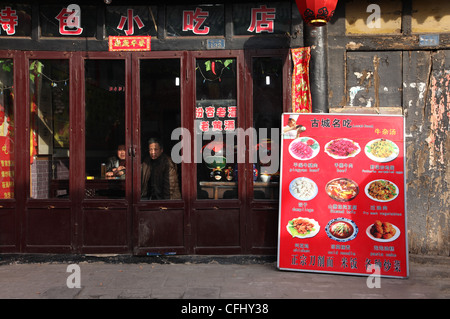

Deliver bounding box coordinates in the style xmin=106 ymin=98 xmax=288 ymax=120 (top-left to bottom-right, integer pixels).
xmin=0 ymin=254 xmax=448 ymax=301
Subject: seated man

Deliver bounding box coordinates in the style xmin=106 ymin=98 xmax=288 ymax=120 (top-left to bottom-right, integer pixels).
xmin=141 ymin=138 xmax=181 ymax=200
xmin=105 ymin=144 xmax=126 ymax=178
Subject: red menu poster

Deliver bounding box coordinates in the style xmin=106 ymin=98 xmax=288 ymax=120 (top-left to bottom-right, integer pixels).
xmin=277 ymin=113 xmax=408 ymax=278
xmin=0 ymin=136 xmax=14 ymax=199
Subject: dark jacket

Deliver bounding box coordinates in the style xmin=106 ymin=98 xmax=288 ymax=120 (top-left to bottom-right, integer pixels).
xmin=141 ymin=153 xmax=181 ymax=200
xmin=105 ymin=156 xmax=125 ymax=173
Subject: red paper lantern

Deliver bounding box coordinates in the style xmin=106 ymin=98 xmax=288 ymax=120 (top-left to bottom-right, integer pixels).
xmin=295 ymin=0 xmax=338 ymax=26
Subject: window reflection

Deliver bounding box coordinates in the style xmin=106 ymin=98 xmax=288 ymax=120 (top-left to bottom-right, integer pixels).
xmin=196 ymin=58 xmax=237 ymax=200
xmin=252 ymin=57 xmax=282 ymax=200
xmin=140 ymin=59 xmax=181 ymax=200
xmin=85 ymin=59 xmax=125 ymax=198
xmin=29 ymin=59 xmax=69 ymax=199
xmin=0 ymin=59 xmax=14 ymax=199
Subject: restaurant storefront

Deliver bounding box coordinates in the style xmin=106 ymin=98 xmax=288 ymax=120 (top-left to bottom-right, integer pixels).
xmin=2 ymin=0 xmax=450 ymax=258
xmin=0 ymin=1 xmax=302 ymax=255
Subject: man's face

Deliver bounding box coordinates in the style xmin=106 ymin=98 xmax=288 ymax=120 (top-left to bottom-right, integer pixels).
xmin=149 ymin=143 xmax=163 ymax=160
xmin=117 ymin=145 xmax=126 ymax=160
xmin=288 ymin=118 xmax=296 ymax=127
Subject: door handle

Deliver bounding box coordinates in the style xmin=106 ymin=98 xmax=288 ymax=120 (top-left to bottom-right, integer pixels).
xmin=128 ymin=147 xmax=136 ymax=157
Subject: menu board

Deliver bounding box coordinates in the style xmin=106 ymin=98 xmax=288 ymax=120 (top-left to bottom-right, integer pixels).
xmin=277 ymin=113 xmax=408 ymax=278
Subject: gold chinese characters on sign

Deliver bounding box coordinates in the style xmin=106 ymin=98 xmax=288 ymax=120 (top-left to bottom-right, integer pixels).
xmin=108 ymin=36 xmax=151 ymax=52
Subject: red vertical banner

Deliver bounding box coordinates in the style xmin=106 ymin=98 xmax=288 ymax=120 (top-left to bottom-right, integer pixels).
xmin=0 ymin=136 xmax=13 ymax=199
xmin=291 ymin=47 xmax=312 ymax=113
xmin=0 ymin=95 xmax=14 ymax=199
xmin=277 ymin=113 xmax=408 ymax=278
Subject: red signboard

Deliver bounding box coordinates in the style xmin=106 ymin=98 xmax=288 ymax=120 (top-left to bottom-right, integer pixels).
xmin=277 ymin=113 xmax=408 ymax=278
xmin=0 ymin=136 xmax=13 ymax=199
xmin=195 ymin=101 xmax=237 ymax=133
xmin=108 ymin=36 xmax=151 ymax=52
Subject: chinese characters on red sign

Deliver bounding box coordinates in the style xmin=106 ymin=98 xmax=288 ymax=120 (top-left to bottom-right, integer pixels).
xmin=1 ymin=4 xmax=284 ymax=37
xmin=0 ymin=103 xmax=14 ymax=199
xmin=247 ymin=5 xmax=276 ymax=33
xmin=183 ymin=8 xmax=210 ymax=35
xmin=55 ymin=4 xmax=83 ymax=35
xmin=108 ymin=36 xmax=151 ymax=52
xmin=196 ymin=105 xmax=237 ymax=132
xmin=277 ymin=114 xmax=408 ymax=278
xmin=182 ymin=5 xmax=276 ymax=35
xmin=0 ymin=140 xmax=13 ymax=199
xmin=0 ymin=7 xmax=18 ymax=35
xmin=0 ymin=3 xmax=291 ymax=37
xmin=117 ymin=9 xmax=145 ymax=36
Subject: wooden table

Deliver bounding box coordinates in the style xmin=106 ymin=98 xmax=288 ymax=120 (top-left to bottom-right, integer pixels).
xmin=51 ymin=178 xmax=125 ymax=198
xmin=199 ymin=181 xmax=279 ymax=200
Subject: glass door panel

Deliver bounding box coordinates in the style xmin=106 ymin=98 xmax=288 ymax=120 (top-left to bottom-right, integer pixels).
xmin=195 ymin=58 xmax=238 ymax=200
xmin=29 ymin=59 xmax=70 ymax=199
xmin=139 ymin=58 xmax=181 ymax=201
xmin=252 ymin=57 xmax=282 ymax=200
xmin=84 ymin=59 xmax=126 ymax=199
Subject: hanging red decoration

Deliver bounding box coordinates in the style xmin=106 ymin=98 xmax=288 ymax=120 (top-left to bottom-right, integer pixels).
xmin=295 ymin=0 xmax=338 ymax=26
xmin=291 ymin=47 xmax=312 ymax=113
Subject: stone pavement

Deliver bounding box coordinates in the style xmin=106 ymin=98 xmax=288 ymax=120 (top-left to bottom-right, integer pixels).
xmin=0 ymin=254 xmax=448 ymax=301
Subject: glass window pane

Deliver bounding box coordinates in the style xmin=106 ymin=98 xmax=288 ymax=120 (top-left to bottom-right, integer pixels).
xmin=196 ymin=58 xmax=237 ymax=200
xmin=29 ymin=59 xmax=69 ymax=199
xmin=140 ymin=59 xmax=181 ymax=200
xmin=85 ymin=59 xmax=125 ymax=198
xmin=0 ymin=59 xmax=14 ymax=199
xmin=253 ymin=57 xmax=282 ymax=200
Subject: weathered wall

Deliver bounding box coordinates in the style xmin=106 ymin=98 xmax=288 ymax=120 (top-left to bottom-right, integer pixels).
xmin=404 ymin=51 xmax=450 ymax=256
xmin=328 ymin=0 xmax=450 ymax=256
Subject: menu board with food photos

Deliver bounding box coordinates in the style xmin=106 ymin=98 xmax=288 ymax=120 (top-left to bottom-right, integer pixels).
xmin=277 ymin=113 xmax=408 ymax=278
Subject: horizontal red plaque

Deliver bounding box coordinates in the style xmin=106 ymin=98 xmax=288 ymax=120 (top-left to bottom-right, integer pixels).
xmin=108 ymin=36 xmax=151 ymax=52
